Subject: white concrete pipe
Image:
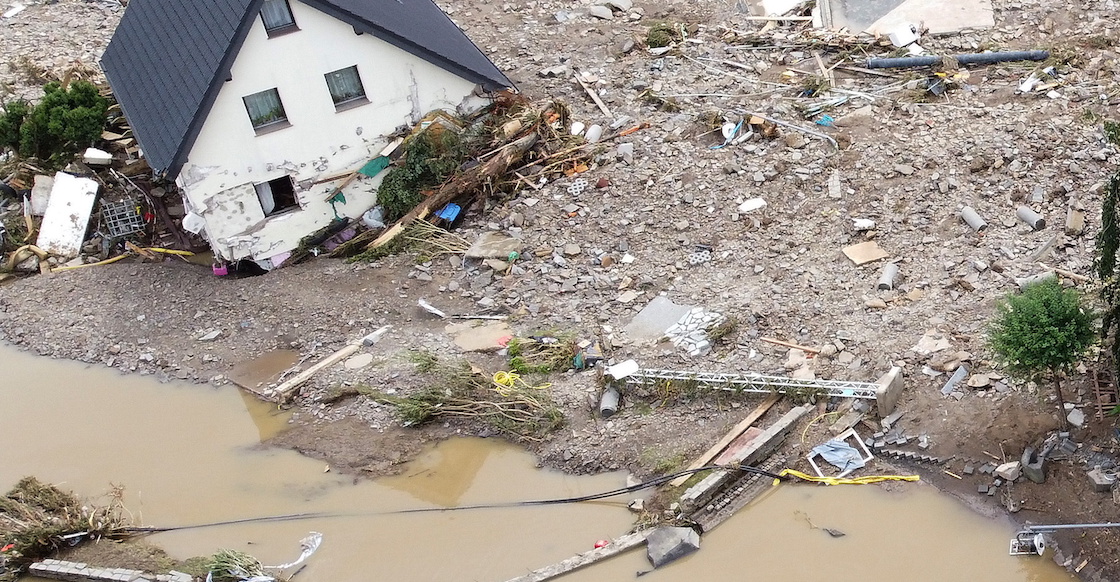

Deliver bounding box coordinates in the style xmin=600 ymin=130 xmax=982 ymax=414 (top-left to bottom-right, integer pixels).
xmin=1016 ymin=206 xmax=1046 ymax=231
xmin=878 ymin=263 xmax=900 ymax=290
xmin=960 ymin=206 xmax=988 ymax=232
xmin=599 ymin=385 xmax=621 ymax=418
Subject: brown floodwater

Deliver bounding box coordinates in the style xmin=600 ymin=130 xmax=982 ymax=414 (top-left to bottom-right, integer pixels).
xmin=0 ymin=344 xmax=1077 ymax=582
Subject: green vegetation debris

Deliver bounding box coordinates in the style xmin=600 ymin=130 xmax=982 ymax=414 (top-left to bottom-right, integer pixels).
xmin=0 ymin=81 xmax=107 ymax=167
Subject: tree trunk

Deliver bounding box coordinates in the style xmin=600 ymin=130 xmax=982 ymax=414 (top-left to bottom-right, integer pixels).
xmin=1052 ymin=374 xmax=1068 ymax=431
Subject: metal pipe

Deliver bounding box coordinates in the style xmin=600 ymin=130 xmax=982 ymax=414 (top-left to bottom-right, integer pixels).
xmin=1024 ymin=523 xmax=1120 ymax=533
xmin=1016 ymin=206 xmax=1046 ymax=230
xmin=960 ymin=206 xmax=988 ymax=232
xmin=866 ymin=50 xmax=1050 ymax=69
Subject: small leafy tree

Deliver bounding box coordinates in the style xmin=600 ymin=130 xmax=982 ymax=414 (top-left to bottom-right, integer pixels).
xmin=987 ymin=279 xmax=1096 ymax=428
xmin=0 ymin=80 xmax=107 ymax=164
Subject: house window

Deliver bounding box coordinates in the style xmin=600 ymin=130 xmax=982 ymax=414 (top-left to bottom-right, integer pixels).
xmin=243 ymin=88 xmax=289 ymax=132
xmin=324 ymin=66 xmax=367 ymax=108
xmin=255 ymin=176 xmax=299 ymax=216
xmin=260 ymin=0 xmax=297 ymax=35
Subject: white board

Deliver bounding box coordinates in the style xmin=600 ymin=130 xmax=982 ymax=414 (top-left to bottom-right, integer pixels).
xmin=36 ymin=172 xmax=99 ymax=259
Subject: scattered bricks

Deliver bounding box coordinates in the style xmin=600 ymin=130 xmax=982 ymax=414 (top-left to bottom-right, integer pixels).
xmin=895 ymin=436 xmax=909 ymax=446
xmin=1022 ymin=446 xmax=1046 ymax=484
xmin=1087 ymin=467 xmax=1118 ymax=493
xmin=963 ymin=464 xmax=976 ymax=475
xmin=992 ymin=478 xmax=1003 ymax=487
xmin=978 ymin=484 xmax=989 ymax=494
xmin=874 ymin=439 xmax=886 ymax=449
xmin=980 ymin=463 xmax=996 ymax=475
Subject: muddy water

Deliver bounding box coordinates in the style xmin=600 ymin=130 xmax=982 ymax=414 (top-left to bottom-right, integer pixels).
xmin=1 ymin=344 xmax=1076 ymax=582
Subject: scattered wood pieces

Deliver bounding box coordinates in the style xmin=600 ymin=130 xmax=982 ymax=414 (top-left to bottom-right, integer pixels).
xmin=944 ymin=470 xmax=963 ymax=480
xmin=1038 ymin=262 xmax=1090 ymax=283
xmin=760 ymin=337 xmax=821 ymax=355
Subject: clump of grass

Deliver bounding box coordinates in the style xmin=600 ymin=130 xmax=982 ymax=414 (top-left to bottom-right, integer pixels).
xmin=507 ymin=334 xmax=578 ymax=375
xmin=706 ymin=316 xmax=739 ymax=344
xmin=206 ymin=549 xmax=265 ymax=582
xmin=367 ymin=354 xmax=564 ymax=439
xmin=406 ymin=349 xmax=439 ymax=373
xmin=646 ymin=21 xmax=683 ymax=48
xmin=639 ymin=447 xmax=686 ymax=475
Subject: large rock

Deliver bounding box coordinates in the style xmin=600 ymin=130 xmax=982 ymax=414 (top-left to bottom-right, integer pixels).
xmin=646 ymin=526 xmax=700 ymax=568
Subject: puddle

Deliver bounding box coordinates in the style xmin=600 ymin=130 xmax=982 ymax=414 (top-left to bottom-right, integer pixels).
xmin=0 ymin=344 xmax=1078 ymax=581
xmin=228 ymin=349 xmax=300 ymax=391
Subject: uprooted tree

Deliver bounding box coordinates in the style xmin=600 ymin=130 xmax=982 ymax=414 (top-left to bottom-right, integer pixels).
xmin=987 ymin=278 xmax=1096 ymax=429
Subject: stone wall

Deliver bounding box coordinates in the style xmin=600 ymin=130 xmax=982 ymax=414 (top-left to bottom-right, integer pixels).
xmin=28 ymin=559 xmax=193 ymax=582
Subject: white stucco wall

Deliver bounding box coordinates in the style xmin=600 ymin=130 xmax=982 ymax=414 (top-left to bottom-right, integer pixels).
xmin=176 ymin=0 xmax=485 ymax=264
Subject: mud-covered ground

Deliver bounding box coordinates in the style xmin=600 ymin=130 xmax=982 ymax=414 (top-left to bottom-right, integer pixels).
xmin=3 ymin=0 xmax=1120 ymax=579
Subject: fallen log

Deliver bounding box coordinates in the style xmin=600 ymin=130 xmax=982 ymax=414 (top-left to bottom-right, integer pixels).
xmin=366 ymin=132 xmax=539 ymax=251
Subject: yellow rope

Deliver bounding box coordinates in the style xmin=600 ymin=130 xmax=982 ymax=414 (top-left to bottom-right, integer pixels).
xmin=144 ymin=247 xmax=195 ymax=256
xmin=775 ymin=468 xmax=920 ymax=486
xmin=492 ymin=371 xmax=551 ymax=396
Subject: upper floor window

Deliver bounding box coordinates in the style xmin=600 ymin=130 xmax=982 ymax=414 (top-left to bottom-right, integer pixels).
xmin=324 ymin=66 xmax=367 ymax=109
xmin=261 ymin=0 xmax=297 ymax=35
xmin=243 ymin=88 xmax=289 ymax=133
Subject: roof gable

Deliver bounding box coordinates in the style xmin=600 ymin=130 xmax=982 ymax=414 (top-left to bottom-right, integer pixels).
xmin=100 ymin=0 xmax=513 ymax=180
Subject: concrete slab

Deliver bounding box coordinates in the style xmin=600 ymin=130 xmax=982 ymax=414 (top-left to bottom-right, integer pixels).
xmin=37 ymin=172 xmax=99 ymax=259
xmin=842 ymin=241 xmax=889 ymax=266
xmin=623 ymin=296 xmax=695 ymax=342
xmin=445 ymin=320 xmax=512 ymax=352
xmin=646 ymin=527 xmax=700 ymax=568
xmin=874 ymin=366 xmax=904 ymax=416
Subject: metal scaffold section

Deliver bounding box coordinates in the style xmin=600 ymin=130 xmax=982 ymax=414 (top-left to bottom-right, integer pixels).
xmin=624 ymin=368 xmax=881 ymax=400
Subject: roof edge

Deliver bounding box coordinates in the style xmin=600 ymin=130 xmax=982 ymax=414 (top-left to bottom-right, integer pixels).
xmin=164 ymin=0 xmax=267 ymax=181
xmin=304 ymin=0 xmax=514 ymax=91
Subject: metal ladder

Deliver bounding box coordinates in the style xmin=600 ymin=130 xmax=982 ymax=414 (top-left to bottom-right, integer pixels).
xmin=624 ymin=368 xmax=880 ymax=399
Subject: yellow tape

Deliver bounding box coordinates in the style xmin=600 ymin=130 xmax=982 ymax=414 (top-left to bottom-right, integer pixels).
xmin=775 ymin=468 xmax=920 ymax=486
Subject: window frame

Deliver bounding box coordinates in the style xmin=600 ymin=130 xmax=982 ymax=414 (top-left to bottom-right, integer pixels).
xmin=255 ymin=175 xmax=301 ymax=217
xmin=323 ymin=65 xmax=369 ymax=111
xmin=242 ymin=88 xmax=290 ymax=134
xmin=260 ymin=0 xmax=298 ymax=37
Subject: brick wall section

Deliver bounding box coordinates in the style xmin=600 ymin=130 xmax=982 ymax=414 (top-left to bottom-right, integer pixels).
xmin=28 ymin=559 xmax=194 ymax=582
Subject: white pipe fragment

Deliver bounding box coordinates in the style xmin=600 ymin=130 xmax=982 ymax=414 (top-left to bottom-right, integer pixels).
xmin=960 ymin=206 xmax=988 ymax=232
xmin=1016 ymin=206 xmax=1046 ymax=231
xmin=877 ymin=263 xmax=900 ymax=290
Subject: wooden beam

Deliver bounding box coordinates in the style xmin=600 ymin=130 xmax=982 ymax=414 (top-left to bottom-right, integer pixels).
xmin=502 ymin=530 xmax=651 ymax=582
xmin=760 ymin=337 xmax=820 ymax=354
xmin=574 ymin=72 xmax=613 ymax=118
xmin=668 ymin=393 xmax=781 ymax=487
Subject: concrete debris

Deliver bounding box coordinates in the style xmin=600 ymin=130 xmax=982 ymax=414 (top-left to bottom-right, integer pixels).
xmin=663 ymin=307 xmax=726 ymax=357
xmin=995 ymin=461 xmax=1022 ymax=481
xmin=1087 ymin=467 xmax=1117 ymax=493
xmin=624 ymin=297 xmax=695 ymax=342
xmin=645 ymin=526 xmax=700 ymax=568
xmin=842 ymin=241 xmax=889 ymax=266
xmin=1066 ymin=407 xmax=1085 ymax=428
xmin=36 ymin=172 xmax=99 ymax=259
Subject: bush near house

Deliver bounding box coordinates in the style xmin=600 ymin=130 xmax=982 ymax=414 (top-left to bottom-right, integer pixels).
xmin=0 ymin=81 xmax=108 ymax=165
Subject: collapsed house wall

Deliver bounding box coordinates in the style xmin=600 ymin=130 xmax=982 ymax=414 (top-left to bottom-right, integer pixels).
xmin=175 ymin=0 xmax=485 ymax=266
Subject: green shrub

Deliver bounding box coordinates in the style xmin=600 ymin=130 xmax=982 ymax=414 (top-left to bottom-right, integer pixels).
xmin=377 ymin=127 xmax=467 ymax=221
xmin=0 ymin=81 xmax=107 ymax=164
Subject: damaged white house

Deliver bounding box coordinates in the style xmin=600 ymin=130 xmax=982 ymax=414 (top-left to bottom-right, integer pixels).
xmin=100 ymin=0 xmax=513 ymax=268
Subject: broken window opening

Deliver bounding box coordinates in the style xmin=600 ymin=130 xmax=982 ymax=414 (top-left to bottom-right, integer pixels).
xmin=255 ymin=176 xmax=300 ymax=217
xmin=243 ymin=88 xmax=289 ymax=132
xmin=325 ymin=65 xmax=368 ymax=109
xmin=261 ymin=0 xmax=298 ymax=35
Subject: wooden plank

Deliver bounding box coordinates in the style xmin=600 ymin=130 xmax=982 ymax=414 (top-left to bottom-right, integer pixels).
xmin=680 ymin=405 xmax=809 ymax=511
xmin=713 ymin=427 xmax=764 ymax=465
xmin=667 ymin=394 xmax=781 ymax=487
xmin=502 ymin=530 xmax=651 ymax=582
xmin=760 ymin=337 xmax=820 ymax=354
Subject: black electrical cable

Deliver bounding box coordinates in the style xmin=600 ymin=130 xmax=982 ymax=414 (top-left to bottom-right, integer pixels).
xmin=125 ymin=462 xmax=786 ymax=535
